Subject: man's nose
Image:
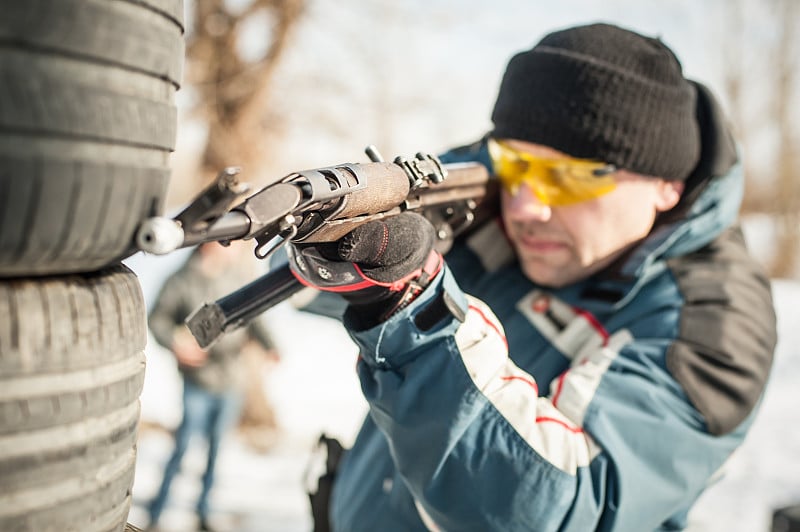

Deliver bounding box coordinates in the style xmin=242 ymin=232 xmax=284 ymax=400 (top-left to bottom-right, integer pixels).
xmin=504 ymin=184 xmax=552 ymax=222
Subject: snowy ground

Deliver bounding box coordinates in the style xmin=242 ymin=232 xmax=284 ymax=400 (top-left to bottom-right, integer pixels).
xmin=123 ymin=250 xmax=800 ymax=532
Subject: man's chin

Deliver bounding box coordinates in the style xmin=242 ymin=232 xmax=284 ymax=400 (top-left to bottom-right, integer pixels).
xmin=521 ymin=265 xmax=571 ymax=288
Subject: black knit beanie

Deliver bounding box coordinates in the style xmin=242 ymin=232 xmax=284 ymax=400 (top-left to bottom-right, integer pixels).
xmin=491 ymin=23 xmax=701 ymax=181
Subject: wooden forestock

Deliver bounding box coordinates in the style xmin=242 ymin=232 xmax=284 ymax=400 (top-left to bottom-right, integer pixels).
xmin=302 ymin=161 xmax=489 ymax=243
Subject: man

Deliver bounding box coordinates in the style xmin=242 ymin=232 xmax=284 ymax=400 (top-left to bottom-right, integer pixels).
xmin=146 ymin=242 xmax=278 ymax=531
xmin=291 ymin=23 xmax=777 ymax=531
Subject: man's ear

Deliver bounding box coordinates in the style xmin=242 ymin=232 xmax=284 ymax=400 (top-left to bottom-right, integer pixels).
xmin=655 ymin=180 xmax=684 ymax=212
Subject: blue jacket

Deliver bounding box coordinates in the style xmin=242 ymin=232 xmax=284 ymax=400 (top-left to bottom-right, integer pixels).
xmin=327 ymin=84 xmax=777 ymax=532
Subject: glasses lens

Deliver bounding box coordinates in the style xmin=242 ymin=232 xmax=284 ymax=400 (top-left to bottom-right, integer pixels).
xmin=488 ymin=139 xmax=528 ymax=194
xmin=488 ymin=138 xmax=616 ymax=206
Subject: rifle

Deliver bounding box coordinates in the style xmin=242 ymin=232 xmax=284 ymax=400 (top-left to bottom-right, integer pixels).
xmin=136 ymin=146 xmax=493 ymax=348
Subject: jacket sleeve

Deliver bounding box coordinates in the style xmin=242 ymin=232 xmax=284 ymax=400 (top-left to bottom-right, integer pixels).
xmin=345 ymin=266 xmax=753 ymax=532
xmin=147 ymin=273 xmax=188 ymax=350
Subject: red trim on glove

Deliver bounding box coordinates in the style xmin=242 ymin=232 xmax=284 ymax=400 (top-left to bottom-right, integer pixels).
xmin=290 ymin=268 xmax=378 ymax=292
xmin=291 ymin=250 xmax=443 ymax=295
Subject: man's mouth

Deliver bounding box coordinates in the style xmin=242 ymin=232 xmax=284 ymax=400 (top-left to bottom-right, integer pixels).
xmin=515 ymin=232 xmax=568 ymax=253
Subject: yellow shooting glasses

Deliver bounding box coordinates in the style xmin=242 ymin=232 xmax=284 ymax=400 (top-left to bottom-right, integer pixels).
xmin=488 ymin=138 xmax=618 ymax=206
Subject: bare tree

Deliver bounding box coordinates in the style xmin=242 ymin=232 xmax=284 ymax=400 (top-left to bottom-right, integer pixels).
xmin=719 ymin=1 xmax=754 ymax=204
xmin=719 ymin=0 xmax=799 ymax=277
xmin=182 ymin=0 xmax=306 ymax=451
xmin=769 ymin=0 xmax=799 ymax=277
xmin=185 ymin=0 xmax=305 ymax=184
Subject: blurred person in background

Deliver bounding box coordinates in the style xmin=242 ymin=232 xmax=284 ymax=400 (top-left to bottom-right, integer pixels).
xmin=145 ymin=241 xmax=279 ymax=532
xmin=291 ymin=23 xmax=778 ymax=531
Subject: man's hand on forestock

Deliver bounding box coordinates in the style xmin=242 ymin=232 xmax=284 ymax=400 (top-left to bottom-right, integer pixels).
xmin=287 ymin=212 xmax=442 ymax=330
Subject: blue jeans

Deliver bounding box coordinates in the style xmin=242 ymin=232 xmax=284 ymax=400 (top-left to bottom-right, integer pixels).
xmin=148 ymin=378 xmax=243 ymax=524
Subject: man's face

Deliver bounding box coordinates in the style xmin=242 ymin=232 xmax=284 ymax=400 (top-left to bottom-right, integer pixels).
xmin=499 ymin=140 xmax=684 ymax=287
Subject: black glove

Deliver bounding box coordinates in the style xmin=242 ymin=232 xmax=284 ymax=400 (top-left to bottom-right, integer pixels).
xmin=288 ymin=212 xmax=442 ymax=329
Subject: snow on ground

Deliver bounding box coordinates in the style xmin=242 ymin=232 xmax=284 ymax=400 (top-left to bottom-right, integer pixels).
xmin=124 ymin=250 xmax=800 ymax=532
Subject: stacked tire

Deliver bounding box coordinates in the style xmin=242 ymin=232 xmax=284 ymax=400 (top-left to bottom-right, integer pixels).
xmin=0 ymin=1 xmax=184 ymax=530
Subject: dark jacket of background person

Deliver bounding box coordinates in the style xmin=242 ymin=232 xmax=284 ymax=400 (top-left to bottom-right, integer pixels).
xmin=148 ymin=246 xmax=275 ymax=393
xmin=145 ymin=243 xmax=278 ymax=530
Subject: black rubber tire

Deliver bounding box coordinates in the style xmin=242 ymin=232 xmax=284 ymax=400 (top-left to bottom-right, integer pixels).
xmin=0 ymin=265 xmax=147 ymax=532
xmin=0 ymin=0 xmax=184 ymax=277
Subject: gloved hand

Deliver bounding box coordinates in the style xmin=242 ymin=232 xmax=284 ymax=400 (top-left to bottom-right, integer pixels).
xmin=288 ymin=212 xmax=442 ymax=329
